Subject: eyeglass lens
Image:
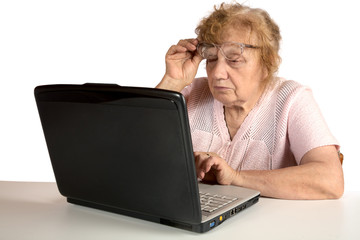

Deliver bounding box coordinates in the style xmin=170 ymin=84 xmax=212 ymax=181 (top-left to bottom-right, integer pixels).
xmin=198 ymin=43 xmax=244 ymax=61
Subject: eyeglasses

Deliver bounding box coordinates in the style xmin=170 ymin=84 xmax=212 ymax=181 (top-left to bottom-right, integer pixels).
xmin=197 ymin=42 xmax=259 ymax=67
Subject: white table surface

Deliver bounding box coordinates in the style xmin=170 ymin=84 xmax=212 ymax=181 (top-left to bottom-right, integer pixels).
xmin=1 ymin=181 xmax=359 ymax=240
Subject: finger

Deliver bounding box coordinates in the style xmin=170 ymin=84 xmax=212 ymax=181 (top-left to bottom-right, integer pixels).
xmin=194 ymin=152 xmax=211 ymax=162
xmin=198 ymin=170 xmax=205 ymax=180
xmin=166 ymin=51 xmax=193 ymax=62
xmin=190 ymin=38 xmax=199 ymax=46
xmin=194 ymin=152 xmax=208 ymax=179
xmin=202 ymin=156 xmax=216 ymax=173
xmin=196 ymin=156 xmax=214 ymax=178
xmin=184 ymin=38 xmax=198 ymax=45
xmin=178 ymin=39 xmax=198 ymax=51
xmin=192 ymin=51 xmax=204 ymax=64
xmin=194 ymin=151 xmax=204 ymax=158
xmin=166 ymin=44 xmax=188 ymax=55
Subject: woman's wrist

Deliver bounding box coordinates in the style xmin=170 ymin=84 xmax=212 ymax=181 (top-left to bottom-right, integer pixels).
xmin=156 ymin=75 xmax=188 ymax=92
xmin=231 ymin=170 xmax=243 ymax=187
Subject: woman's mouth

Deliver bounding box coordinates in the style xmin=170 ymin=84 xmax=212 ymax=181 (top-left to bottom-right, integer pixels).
xmin=213 ymin=86 xmax=232 ymax=91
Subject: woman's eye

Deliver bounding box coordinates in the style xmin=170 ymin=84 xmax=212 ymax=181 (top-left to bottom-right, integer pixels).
xmin=227 ymin=58 xmax=246 ymax=67
xmin=227 ymin=54 xmax=242 ymax=61
xmin=229 ymin=56 xmax=245 ymax=62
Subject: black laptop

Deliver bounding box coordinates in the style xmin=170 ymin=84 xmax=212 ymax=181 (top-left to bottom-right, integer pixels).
xmin=34 ymin=83 xmax=260 ymax=233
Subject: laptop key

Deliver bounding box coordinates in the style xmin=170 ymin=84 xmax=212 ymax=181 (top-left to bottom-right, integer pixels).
xmin=200 ymin=191 xmax=238 ymax=212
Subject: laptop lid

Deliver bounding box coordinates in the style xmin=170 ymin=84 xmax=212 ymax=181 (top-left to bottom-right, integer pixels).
xmin=35 ymin=83 xmax=201 ymax=222
xmin=34 ymin=83 xmax=260 ymax=233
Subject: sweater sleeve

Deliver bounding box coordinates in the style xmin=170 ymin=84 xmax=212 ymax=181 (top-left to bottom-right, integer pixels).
xmin=180 ymin=78 xmax=208 ymax=100
xmin=288 ymin=88 xmax=340 ymax=164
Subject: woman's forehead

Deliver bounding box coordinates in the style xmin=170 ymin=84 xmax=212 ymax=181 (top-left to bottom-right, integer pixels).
xmin=220 ymin=26 xmax=257 ymax=45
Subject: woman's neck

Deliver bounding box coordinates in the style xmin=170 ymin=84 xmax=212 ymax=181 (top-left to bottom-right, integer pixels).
xmin=224 ymin=106 xmax=251 ymax=140
xmin=223 ymin=85 xmax=265 ymax=140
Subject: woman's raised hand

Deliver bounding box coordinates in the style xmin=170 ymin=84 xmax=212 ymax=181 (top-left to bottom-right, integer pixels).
xmin=156 ymin=39 xmax=203 ymax=92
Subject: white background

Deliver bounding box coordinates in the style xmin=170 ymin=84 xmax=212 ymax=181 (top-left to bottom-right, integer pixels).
xmin=1 ymin=0 xmax=359 ymax=191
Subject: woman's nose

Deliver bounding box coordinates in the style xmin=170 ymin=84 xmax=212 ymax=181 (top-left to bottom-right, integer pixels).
xmin=209 ymin=57 xmax=229 ymax=80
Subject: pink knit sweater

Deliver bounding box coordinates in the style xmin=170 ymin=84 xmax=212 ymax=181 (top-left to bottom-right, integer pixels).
xmin=182 ymin=78 xmax=339 ymax=170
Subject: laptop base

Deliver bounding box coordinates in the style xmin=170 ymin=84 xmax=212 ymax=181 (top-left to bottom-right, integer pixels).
xmin=67 ymin=194 xmax=259 ymax=233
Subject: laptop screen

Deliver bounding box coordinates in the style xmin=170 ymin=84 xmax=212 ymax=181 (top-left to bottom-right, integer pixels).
xmin=35 ymin=84 xmax=202 ymax=223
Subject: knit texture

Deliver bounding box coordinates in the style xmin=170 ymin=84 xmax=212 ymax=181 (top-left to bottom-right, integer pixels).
xmin=182 ymin=78 xmax=339 ymax=170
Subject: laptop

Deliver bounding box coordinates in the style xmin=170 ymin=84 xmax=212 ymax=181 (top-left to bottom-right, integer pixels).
xmin=34 ymin=83 xmax=260 ymax=233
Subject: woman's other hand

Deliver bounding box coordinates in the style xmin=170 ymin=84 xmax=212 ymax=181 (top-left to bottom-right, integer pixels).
xmin=194 ymin=152 xmax=238 ymax=185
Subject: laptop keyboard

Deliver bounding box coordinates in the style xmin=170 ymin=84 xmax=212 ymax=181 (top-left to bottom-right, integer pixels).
xmin=199 ymin=191 xmax=238 ymax=213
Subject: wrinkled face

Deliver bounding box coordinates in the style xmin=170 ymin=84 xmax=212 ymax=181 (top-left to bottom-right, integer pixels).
xmin=205 ymin=28 xmax=267 ymax=108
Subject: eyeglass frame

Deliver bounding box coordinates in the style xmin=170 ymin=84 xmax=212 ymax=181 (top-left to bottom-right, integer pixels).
xmin=196 ymin=41 xmax=260 ymax=61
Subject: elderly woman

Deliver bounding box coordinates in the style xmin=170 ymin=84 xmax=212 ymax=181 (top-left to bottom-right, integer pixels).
xmin=156 ymin=3 xmax=344 ymax=199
